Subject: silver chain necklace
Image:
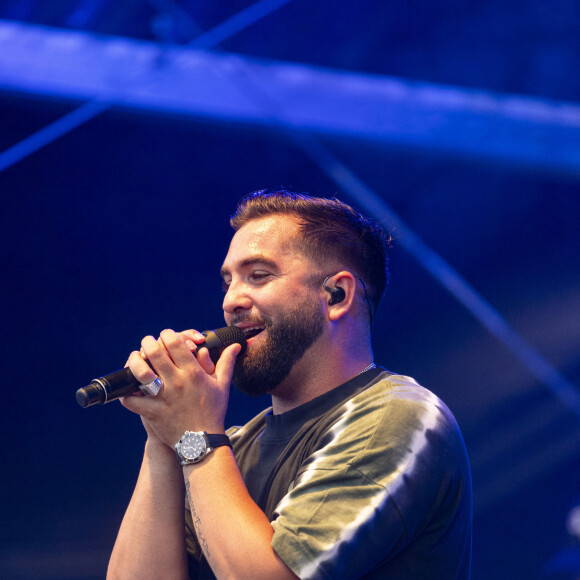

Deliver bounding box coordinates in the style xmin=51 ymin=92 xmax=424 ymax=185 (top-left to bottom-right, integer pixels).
xmin=358 ymin=363 xmax=376 ymax=376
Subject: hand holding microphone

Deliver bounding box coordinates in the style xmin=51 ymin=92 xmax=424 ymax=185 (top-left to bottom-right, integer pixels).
xmin=76 ymin=326 xmax=247 ymax=407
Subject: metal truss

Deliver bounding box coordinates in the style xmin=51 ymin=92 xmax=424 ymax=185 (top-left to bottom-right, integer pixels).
xmin=1 ymin=19 xmax=579 ymax=177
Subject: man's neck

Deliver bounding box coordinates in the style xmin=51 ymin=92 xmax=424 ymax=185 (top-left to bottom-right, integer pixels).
xmin=269 ymin=346 xmax=374 ymax=415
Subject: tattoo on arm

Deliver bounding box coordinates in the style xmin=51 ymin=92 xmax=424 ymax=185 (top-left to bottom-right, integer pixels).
xmin=185 ymin=480 xmax=212 ymax=561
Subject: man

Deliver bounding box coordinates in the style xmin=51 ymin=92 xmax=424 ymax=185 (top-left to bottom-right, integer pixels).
xmin=108 ymin=190 xmax=472 ymax=579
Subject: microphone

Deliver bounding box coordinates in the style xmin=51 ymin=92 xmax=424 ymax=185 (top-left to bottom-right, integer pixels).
xmin=76 ymin=326 xmax=247 ymax=408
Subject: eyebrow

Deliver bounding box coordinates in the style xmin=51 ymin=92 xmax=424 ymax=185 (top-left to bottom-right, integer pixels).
xmin=220 ymin=256 xmax=279 ymax=279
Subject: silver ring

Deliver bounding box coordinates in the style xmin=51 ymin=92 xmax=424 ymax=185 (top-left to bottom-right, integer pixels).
xmin=138 ymin=377 xmax=163 ymax=397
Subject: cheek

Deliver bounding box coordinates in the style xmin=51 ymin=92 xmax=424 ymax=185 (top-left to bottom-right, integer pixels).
xmin=252 ymin=287 xmax=285 ymax=314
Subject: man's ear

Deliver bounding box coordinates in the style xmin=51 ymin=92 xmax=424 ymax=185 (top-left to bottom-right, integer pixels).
xmin=323 ymin=271 xmax=357 ymax=321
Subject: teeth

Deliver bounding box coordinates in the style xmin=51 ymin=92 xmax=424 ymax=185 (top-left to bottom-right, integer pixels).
xmin=242 ymin=326 xmax=265 ymax=337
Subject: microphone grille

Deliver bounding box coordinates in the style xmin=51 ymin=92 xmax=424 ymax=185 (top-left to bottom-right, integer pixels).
xmin=195 ymin=326 xmax=248 ymax=364
xmin=214 ymin=326 xmax=247 ymax=352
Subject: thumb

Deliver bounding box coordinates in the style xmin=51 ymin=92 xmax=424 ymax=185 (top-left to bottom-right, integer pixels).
xmin=215 ymin=342 xmax=242 ymax=389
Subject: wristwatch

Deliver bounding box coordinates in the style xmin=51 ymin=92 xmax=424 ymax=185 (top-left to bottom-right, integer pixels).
xmin=174 ymin=431 xmax=232 ymax=465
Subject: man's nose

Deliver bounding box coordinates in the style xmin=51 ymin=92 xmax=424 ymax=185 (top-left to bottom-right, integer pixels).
xmin=222 ymin=281 xmax=252 ymax=314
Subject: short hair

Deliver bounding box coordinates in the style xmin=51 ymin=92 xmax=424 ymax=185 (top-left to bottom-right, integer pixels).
xmin=230 ymin=190 xmax=391 ymax=317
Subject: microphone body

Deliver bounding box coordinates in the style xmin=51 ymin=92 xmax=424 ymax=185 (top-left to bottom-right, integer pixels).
xmin=76 ymin=327 xmax=246 ymax=408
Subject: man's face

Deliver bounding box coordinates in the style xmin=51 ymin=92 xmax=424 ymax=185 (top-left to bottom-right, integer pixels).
xmin=220 ymin=215 xmax=326 ymax=396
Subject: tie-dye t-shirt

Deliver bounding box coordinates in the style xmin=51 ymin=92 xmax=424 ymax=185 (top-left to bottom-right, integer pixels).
xmin=185 ymin=368 xmax=472 ymax=579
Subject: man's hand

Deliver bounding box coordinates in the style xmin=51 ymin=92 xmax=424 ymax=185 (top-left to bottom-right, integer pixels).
xmin=112 ymin=329 xmax=300 ymax=580
xmin=120 ymin=328 xmax=242 ymax=447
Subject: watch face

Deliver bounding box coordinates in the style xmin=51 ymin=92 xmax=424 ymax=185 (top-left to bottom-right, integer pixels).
xmin=181 ymin=433 xmax=207 ymax=461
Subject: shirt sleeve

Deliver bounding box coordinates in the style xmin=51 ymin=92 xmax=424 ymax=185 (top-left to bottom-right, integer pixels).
xmin=270 ymin=377 xmax=471 ymax=579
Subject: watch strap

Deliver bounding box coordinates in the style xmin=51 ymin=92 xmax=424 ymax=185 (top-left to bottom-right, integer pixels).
xmin=206 ymin=433 xmax=232 ymax=451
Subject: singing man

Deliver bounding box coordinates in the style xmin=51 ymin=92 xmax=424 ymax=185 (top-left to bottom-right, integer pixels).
xmin=107 ymin=190 xmax=472 ymax=579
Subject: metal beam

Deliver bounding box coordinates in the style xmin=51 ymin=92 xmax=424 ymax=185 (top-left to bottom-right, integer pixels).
xmin=1 ymin=19 xmax=579 ymax=177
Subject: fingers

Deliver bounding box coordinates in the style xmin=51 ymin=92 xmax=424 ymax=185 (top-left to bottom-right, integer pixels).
xmin=127 ymin=349 xmax=157 ymax=385
xmin=131 ymin=328 xmax=233 ymax=384
xmin=196 ymin=347 xmax=216 ymax=375
xmin=180 ymin=329 xmax=206 ymax=344
xmin=193 ymin=340 xmax=241 ymax=382
xmin=120 ymin=330 xmax=242 ymax=445
xmin=140 ymin=329 xmax=195 ymax=376
xmin=215 ymin=343 xmax=242 ymax=386
xmin=120 ymin=387 xmax=163 ymax=420
xmin=158 ymin=329 xmax=195 ymax=369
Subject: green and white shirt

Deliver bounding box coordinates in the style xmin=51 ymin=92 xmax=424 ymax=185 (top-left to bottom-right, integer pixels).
xmin=186 ymin=368 xmax=472 ymax=579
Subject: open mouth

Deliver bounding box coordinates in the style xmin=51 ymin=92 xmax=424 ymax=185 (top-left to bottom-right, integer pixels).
xmin=241 ymin=326 xmax=265 ymax=340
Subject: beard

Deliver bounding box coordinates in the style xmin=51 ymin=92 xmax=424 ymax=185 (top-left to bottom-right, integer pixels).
xmin=231 ymin=295 xmax=325 ymax=397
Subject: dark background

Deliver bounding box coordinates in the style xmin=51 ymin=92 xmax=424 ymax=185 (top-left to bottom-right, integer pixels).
xmin=1 ymin=1 xmax=579 ymax=578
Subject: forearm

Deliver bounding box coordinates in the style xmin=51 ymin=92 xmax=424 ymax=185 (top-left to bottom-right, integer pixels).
xmin=112 ymin=332 xmax=286 ymax=577
xmin=183 ymin=447 xmax=298 ymax=580
xmin=108 ymin=440 xmax=189 ymax=580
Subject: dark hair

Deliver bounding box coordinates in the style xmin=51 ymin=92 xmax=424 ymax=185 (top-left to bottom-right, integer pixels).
xmin=230 ymin=190 xmax=390 ymax=317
